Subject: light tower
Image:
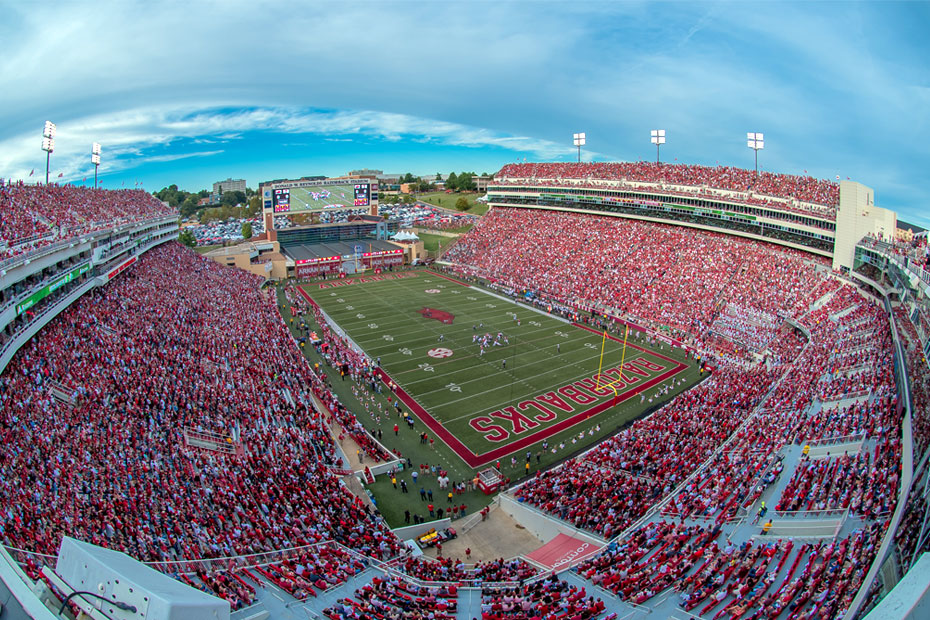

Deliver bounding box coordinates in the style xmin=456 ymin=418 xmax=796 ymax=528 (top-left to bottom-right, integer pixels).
xmin=747 ymin=132 xmax=764 ymax=175
xmin=650 ymin=129 xmax=666 ymax=164
xmin=573 ymin=132 xmax=586 ymax=163
xmin=41 ymin=121 xmax=56 ymax=184
xmin=91 ymin=143 xmax=101 ymax=189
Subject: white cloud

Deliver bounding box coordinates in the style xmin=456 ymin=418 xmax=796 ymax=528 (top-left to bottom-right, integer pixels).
xmin=0 ymin=105 xmax=593 ymax=183
xmin=144 ymin=150 xmax=224 ymax=164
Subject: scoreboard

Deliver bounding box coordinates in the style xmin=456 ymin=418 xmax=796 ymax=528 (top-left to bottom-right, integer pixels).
xmin=354 ymin=184 xmax=370 ymax=207
xmin=273 ymin=188 xmax=291 ymax=213
xmin=262 ymin=178 xmax=378 ymax=220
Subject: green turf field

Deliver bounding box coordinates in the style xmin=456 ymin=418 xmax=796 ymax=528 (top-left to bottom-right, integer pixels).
xmin=299 ymin=270 xmax=700 ymax=469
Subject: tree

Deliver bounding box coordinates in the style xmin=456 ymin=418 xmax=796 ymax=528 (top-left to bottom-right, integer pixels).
xmin=241 ymin=221 xmax=253 ymax=240
xmin=446 ymin=172 xmax=458 ymax=191
xmin=178 ymin=228 xmax=197 ymax=248
xmin=221 ymin=190 xmax=246 ymax=206
xmin=402 ymin=172 xmax=417 ymax=184
xmin=455 ymin=197 xmax=470 ymax=211
xmin=458 ymin=172 xmax=475 ymax=191
xmin=435 ymin=173 xmax=442 ymax=181
xmin=247 ymin=195 xmax=262 ymax=216
xmin=179 ymin=194 xmax=201 ymax=219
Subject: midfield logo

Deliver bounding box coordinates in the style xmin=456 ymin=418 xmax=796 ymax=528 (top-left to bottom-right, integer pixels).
xmin=417 ymin=307 xmax=455 ymax=324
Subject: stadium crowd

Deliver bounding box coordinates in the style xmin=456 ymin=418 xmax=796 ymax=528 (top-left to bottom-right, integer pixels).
xmin=399 ymin=555 xmax=538 ymax=583
xmin=0 ymin=243 xmax=402 ymax=566
xmin=324 ymin=575 xmax=459 ymax=619
xmin=495 ymin=162 xmax=839 ymax=218
xmin=445 ymin=208 xmax=830 ymax=343
xmin=0 ymin=178 xmax=919 ymax=619
xmin=0 ymin=181 xmax=173 ymax=259
xmin=445 ymin=205 xmax=898 ymax=618
xmin=576 ymin=519 xmax=883 ymax=619
xmin=480 ymin=574 xmax=608 ymax=620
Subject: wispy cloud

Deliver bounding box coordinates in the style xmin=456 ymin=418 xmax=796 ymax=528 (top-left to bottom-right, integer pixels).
xmin=0 ymin=106 xmax=593 ymax=184
xmin=144 ymin=150 xmax=224 ymax=163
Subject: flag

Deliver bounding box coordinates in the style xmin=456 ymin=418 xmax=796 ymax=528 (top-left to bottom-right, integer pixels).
xmin=58 ymin=173 xmax=63 ymax=178
xmin=82 ymin=177 xmax=87 ymax=182
xmin=835 ymin=175 xmax=840 ymax=180
xmin=29 ymin=169 xmax=34 ymax=176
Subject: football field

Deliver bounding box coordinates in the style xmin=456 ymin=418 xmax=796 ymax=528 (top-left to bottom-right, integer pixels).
xmin=299 ymin=270 xmax=699 ymax=468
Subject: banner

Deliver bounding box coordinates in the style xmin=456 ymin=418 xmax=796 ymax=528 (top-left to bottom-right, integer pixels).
xmin=16 ymin=263 xmax=91 ymax=316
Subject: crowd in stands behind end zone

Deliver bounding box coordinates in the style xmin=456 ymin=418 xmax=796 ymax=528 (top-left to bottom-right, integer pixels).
xmin=481 ymin=574 xmax=608 ymax=620
xmin=400 ymin=555 xmax=538 ymax=583
xmin=495 ymin=162 xmax=839 ymax=211
xmin=576 ymin=519 xmax=882 ymax=619
xmin=0 ymin=180 xmax=174 ymax=259
xmin=0 ymin=241 xmax=401 ymax=566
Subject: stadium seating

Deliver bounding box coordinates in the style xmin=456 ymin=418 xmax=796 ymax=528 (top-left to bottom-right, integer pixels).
xmin=445 ymin=209 xmax=830 ymax=342
xmin=400 ymin=555 xmax=538 ymax=583
xmin=495 ymin=162 xmax=839 ymax=218
xmin=324 ymin=575 xmax=458 ymax=619
xmin=0 ymin=243 xmax=401 ymax=565
xmin=0 ymin=181 xmax=173 ymax=259
xmin=480 ymin=574 xmax=608 ymax=620
xmin=0 ymin=176 xmax=916 ymax=620
xmin=576 ymin=519 xmax=882 ymax=618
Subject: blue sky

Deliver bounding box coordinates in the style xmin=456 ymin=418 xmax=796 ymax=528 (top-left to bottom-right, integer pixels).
xmin=1 ymin=1 xmax=928 ymax=225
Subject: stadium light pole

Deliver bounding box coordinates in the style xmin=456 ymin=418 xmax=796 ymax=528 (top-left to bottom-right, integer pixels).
xmin=573 ymin=132 xmax=586 ymax=163
xmin=747 ymin=132 xmax=764 ymax=175
xmin=91 ymin=143 xmax=101 ymax=189
xmin=650 ymin=129 xmax=666 ymax=164
xmin=41 ymin=120 xmax=56 ymax=184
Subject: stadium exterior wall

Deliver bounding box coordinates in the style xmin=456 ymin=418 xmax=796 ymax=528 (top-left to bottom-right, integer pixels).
xmin=833 ymin=181 xmax=896 ymax=271
xmin=498 ymin=494 xmax=606 ymax=548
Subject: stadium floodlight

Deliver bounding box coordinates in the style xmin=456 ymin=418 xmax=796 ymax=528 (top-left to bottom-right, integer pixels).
xmin=747 ymin=132 xmax=764 ymax=175
xmin=41 ymin=121 xmax=56 ymax=184
xmin=650 ymin=129 xmax=666 ymax=164
xmin=91 ymin=143 xmax=101 ymax=189
xmin=573 ymin=132 xmax=586 ymax=163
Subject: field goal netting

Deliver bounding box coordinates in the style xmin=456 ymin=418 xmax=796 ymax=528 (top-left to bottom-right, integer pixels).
xmin=476 ymin=468 xmax=504 ymax=495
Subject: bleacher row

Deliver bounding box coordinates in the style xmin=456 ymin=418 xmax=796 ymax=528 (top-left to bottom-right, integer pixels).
xmin=494 ymin=162 xmax=839 ymax=219
xmin=0 ymin=181 xmax=173 ymax=260
xmin=577 ymin=519 xmax=883 ymax=619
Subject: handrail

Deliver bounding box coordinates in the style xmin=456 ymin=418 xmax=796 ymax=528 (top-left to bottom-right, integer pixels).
xmin=0 ymin=215 xmax=176 ymax=272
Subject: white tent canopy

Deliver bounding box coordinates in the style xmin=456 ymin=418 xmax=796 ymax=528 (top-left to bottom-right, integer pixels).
xmin=391 ymin=230 xmax=420 ymax=241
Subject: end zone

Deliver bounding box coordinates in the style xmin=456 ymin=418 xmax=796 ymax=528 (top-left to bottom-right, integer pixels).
xmin=377 ymin=325 xmax=690 ymax=468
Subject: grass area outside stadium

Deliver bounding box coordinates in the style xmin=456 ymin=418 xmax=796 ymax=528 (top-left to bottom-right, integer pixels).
xmin=278 ymin=268 xmax=704 ymax=527
xmin=415 ymin=232 xmax=460 ymax=254
xmin=417 ymin=191 xmax=489 ymax=216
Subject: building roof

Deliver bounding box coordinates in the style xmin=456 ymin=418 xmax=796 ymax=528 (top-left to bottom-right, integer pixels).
xmin=283 ymin=239 xmax=401 ymax=261
xmin=898 ymin=219 xmax=927 ymax=234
